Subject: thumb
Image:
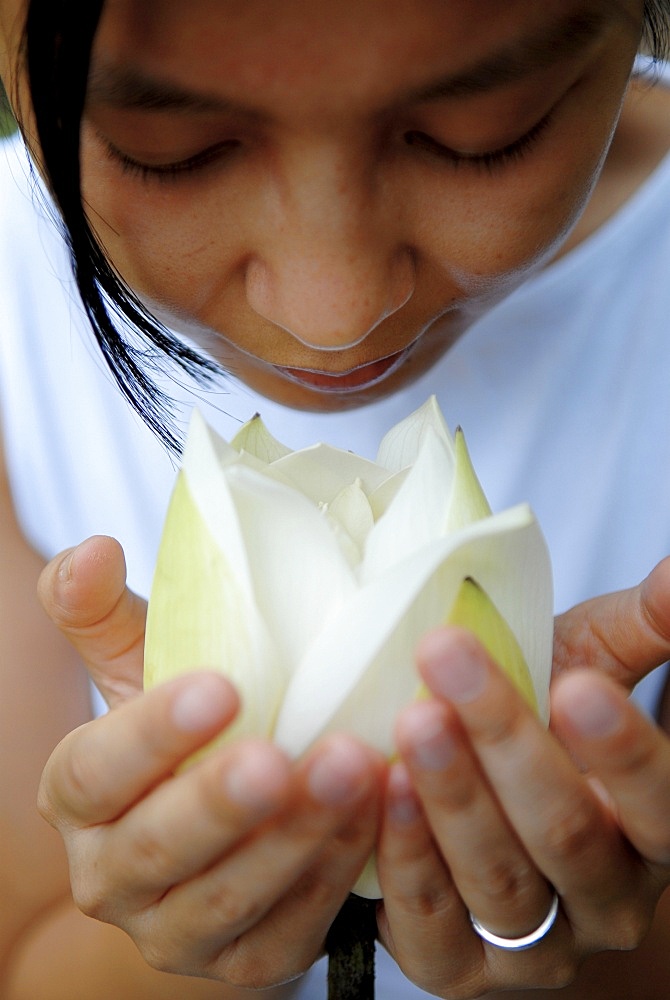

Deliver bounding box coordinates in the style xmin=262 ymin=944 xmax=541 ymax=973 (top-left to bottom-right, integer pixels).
xmin=38 ymin=535 xmax=147 ymax=709
xmin=553 ymin=555 xmax=670 ymax=692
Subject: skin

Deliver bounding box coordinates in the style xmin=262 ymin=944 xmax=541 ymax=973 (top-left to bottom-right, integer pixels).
xmin=1 ymin=0 xmax=670 ymax=997
xmin=34 ymin=538 xmax=670 ymax=999
xmin=76 ymin=0 xmax=642 ymax=408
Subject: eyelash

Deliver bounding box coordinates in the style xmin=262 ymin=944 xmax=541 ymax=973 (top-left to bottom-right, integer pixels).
xmin=101 ymin=108 xmax=554 ymax=184
xmin=102 ymin=138 xmax=240 ymax=182
xmin=404 ymin=109 xmax=555 ymax=173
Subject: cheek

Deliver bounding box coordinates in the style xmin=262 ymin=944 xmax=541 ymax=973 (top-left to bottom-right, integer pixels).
xmin=82 ymin=159 xmax=245 ymax=315
xmin=411 ymin=59 xmax=634 ymax=296
xmin=411 ymin=149 xmax=601 ymax=298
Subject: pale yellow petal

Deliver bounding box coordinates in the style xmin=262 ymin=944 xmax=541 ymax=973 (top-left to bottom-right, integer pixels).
xmin=444 ymin=428 xmax=492 ymax=531
xmin=447 ymin=577 xmax=537 ymax=712
xmin=231 ymin=413 xmax=292 ymax=463
xmin=144 ymin=474 xmax=283 ymax=745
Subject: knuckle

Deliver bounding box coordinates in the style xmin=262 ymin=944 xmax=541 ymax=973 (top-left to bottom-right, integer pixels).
xmin=471 ymin=858 xmax=538 ymax=911
xmin=388 ymin=882 xmax=460 ymax=924
xmin=289 ymin=868 xmax=342 ymax=913
xmin=542 ymin=801 xmax=600 ymax=863
xmin=216 ymin=941 xmax=310 ymax=990
xmin=438 ymin=773 xmax=480 ymax=811
xmin=126 ymin=826 xmax=177 ymax=887
xmin=598 ymin=904 xmax=652 ymax=952
xmin=201 ymin=882 xmax=263 ymax=933
xmin=130 ymin=918 xmax=194 ymax=976
xmin=137 ymin=940 xmax=183 ymax=976
xmin=64 ymin=742 xmax=117 ymax=820
xmin=37 ymin=734 xmax=93 ymax=829
xmin=471 ymin=706 xmax=525 ymax=749
xmin=533 ymin=955 xmax=579 ymax=989
xmin=219 ymin=953 xmax=274 ymax=990
xmin=67 ymin=831 xmax=122 ymax=924
xmin=70 ymin=869 xmax=113 ymax=921
xmin=494 ymin=953 xmax=578 ymax=993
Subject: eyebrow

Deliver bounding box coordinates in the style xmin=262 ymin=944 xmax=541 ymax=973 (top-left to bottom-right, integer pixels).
xmin=410 ymin=9 xmax=612 ymax=102
xmin=87 ymin=5 xmax=615 ymax=116
xmin=87 ymin=66 xmax=246 ymax=116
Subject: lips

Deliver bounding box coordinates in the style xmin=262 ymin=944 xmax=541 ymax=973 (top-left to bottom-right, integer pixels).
xmin=276 ymin=346 xmax=409 ymax=392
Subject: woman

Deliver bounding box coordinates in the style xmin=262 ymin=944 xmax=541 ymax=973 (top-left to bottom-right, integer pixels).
xmin=0 ymin=1 xmax=669 ymax=997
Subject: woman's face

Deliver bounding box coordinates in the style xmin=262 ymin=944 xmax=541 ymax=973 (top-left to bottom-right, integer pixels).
xmin=8 ymin=0 xmax=646 ymax=408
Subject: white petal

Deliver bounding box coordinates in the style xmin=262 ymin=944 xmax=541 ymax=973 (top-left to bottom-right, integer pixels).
xmin=376 ymin=395 xmax=453 ymax=472
xmin=180 ymin=409 xmax=253 ymax=599
xmin=274 ymin=504 xmax=553 ymax=756
xmin=366 ymin=467 xmax=409 ymax=520
xmin=362 ymin=426 xmax=455 ymax=582
xmin=319 ymin=509 xmax=363 ymax=570
xmin=225 ymin=464 xmax=358 ymax=672
xmin=327 ymin=479 xmax=375 ymax=558
xmin=270 ymin=443 xmax=392 ymax=506
xmin=352 ymin=855 xmax=382 ymax=899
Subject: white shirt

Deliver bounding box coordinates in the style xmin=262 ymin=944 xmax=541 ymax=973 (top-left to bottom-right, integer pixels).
xmin=1 ymin=112 xmax=670 ymax=994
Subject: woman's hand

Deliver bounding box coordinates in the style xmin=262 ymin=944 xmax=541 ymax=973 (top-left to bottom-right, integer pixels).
xmin=375 ymin=560 xmax=670 ymax=998
xmin=37 ymin=536 xmax=385 ymax=988
xmin=37 ymin=535 xmax=148 ymax=708
xmin=40 ymin=537 xmax=670 ymax=994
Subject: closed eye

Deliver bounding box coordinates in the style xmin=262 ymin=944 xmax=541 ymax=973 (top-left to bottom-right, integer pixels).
xmin=404 ymin=109 xmax=555 ymax=173
xmin=101 ymin=137 xmax=241 ymax=181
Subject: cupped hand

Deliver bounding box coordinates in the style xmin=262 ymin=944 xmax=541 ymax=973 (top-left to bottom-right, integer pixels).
xmin=37 ymin=536 xmax=386 ymax=987
xmin=375 ymin=561 xmax=670 ymax=998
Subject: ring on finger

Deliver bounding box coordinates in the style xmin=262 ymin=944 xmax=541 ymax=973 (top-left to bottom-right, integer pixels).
xmin=469 ymin=891 xmax=560 ymax=952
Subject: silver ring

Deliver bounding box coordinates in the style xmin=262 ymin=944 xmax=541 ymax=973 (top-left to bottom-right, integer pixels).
xmin=469 ymin=892 xmax=560 ymax=951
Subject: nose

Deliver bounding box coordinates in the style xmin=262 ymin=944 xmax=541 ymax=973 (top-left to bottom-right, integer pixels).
xmin=244 ymin=145 xmax=415 ymax=350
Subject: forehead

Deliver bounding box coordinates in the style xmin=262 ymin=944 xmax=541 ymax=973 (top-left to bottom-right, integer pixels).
xmin=92 ymin=0 xmax=626 ymax=114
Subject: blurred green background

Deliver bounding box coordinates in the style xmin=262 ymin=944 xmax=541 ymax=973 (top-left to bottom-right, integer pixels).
xmin=1 ymin=79 xmax=17 ymax=138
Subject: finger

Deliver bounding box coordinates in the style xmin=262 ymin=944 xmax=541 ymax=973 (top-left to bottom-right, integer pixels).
xmin=224 ymin=767 xmax=384 ymax=986
xmin=100 ymin=737 xmax=293 ymax=910
xmin=395 ymin=697 xmax=552 ymax=940
xmin=144 ymin=736 xmax=383 ymax=978
xmin=552 ymin=670 xmax=670 ymax=867
xmin=554 ymin=555 xmax=670 ymax=691
xmin=38 ymin=671 xmax=239 ymax=828
xmin=417 ymin=627 xmax=643 ymax=951
xmin=376 ymin=761 xmax=479 ymax=993
xmin=38 ymin=535 xmax=146 ymax=707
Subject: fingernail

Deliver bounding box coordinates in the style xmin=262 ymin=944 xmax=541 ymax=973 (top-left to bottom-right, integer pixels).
xmin=57 ymin=548 xmax=75 ymax=582
xmin=172 ymin=676 xmax=230 ymax=732
xmin=307 ymin=738 xmax=370 ymax=806
xmin=566 ymin=686 xmax=624 ymax=739
xmin=387 ymin=764 xmax=421 ymax=825
xmin=422 ymin=632 xmax=487 ymax=704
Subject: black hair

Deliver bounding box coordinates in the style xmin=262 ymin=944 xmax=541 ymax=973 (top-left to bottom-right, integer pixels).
xmin=15 ymin=0 xmax=670 ymax=451
xmin=643 ymin=0 xmax=670 ymax=55
xmin=22 ymin=0 xmax=221 ymax=454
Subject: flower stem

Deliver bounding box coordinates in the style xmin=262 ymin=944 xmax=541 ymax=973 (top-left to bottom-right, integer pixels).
xmin=326 ymin=894 xmax=377 ymax=1000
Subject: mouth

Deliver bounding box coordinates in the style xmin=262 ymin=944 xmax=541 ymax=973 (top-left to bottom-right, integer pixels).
xmin=274 ymin=346 xmax=410 ymax=393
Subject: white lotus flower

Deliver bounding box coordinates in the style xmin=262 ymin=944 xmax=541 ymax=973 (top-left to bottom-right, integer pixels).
xmin=144 ymin=397 xmax=553 ymax=896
